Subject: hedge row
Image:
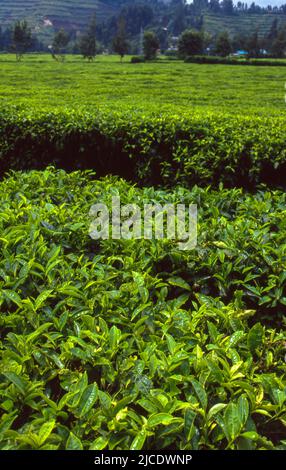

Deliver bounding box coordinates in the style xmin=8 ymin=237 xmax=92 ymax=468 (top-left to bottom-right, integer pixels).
xmin=184 ymin=56 xmax=286 ymax=66
xmin=1 ymin=106 xmax=286 ymax=189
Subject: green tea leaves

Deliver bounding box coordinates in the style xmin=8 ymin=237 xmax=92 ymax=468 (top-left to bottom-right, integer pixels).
xmin=130 ymin=430 xmax=148 ymax=450
xmin=247 ymin=323 xmax=264 ymax=353
xmin=147 ymin=413 xmax=175 ymax=428
xmin=66 ymin=432 xmax=83 ymax=450
xmin=224 ymin=403 xmax=242 ymax=441
xmin=77 ymin=383 xmax=98 ymax=418
xmin=0 ymin=169 xmax=285 ymax=450
xmin=190 ymin=379 xmax=208 ymax=410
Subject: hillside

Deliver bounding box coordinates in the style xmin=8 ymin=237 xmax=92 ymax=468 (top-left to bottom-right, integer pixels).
xmin=0 ymin=0 xmax=120 ymax=30
xmin=1 ymin=0 xmax=286 ymax=47
xmin=204 ymin=12 xmax=286 ymax=38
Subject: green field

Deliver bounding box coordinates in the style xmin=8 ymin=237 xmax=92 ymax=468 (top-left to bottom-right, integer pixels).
xmin=0 ymin=54 xmax=286 ymax=451
xmin=0 ymin=54 xmax=286 ymax=114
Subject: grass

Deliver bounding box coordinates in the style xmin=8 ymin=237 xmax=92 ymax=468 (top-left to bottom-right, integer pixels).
xmin=0 ymin=54 xmax=286 ymax=115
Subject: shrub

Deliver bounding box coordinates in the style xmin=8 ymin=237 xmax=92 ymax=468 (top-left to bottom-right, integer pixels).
xmin=130 ymin=56 xmax=145 ymax=63
xmin=184 ymin=56 xmax=286 ymax=66
xmin=0 ymin=168 xmax=285 ymax=450
xmin=1 ymin=107 xmax=286 ymax=189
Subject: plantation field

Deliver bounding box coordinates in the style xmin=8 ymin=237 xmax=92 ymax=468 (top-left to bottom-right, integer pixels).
xmin=0 ymin=55 xmax=286 ymax=451
xmin=204 ymin=12 xmax=286 ymax=39
xmin=1 ymin=55 xmax=286 ymax=188
xmin=0 ymin=54 xmax=286 ymax=114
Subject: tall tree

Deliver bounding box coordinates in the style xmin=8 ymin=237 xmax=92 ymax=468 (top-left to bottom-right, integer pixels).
xmin=209 ymin=0 xmax=221 ymax=13
xmin=143 ymin=31 xmax=160 ymax=60
xmin=271 ymin=26 xmax=286 ymax=57
xmin=267 ymin=19 xmax=279 ymax=42
xmin=172 ymin=0 xmax=186 ymax=36
xmin=12 ymin=20 xmax=32 ymax=61
xmin=221 ymin=0 xmax=234 ymax=15
xmin=178 ymin=29 xmax=204 ymax=58
xmin=52 ymin=28 xmax=70 ymax=62
xmin=215 ymin=31 xmax=232 ymax=56
xmin=80 ymin=13 xmax=97 ymax=61
xmin=247 ymin=30 xmax=260 ymax=57
xmin=113 ymin=16 xmax=129 ymax=62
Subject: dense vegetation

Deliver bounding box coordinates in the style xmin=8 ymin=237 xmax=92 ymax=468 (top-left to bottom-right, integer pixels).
xmin=2 ymin=0 xmax=286 ymax=55
xmin=1 ymin=55 xmax=286 ymax=189
xmin=0 ymin=54 xmax=285 ymax=450
xmin=0 ymin=169 xmax=285 ymax=450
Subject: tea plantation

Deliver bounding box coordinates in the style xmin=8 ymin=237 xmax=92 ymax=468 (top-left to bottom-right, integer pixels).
xmin=0 ymin=55 xmax=285 ymax=450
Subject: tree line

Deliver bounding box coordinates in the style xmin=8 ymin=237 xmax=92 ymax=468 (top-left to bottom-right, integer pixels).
xmin=177 ymin=19 xmax=286 ymax=58
xmin=3 ymin=0 xmax=286 ymax=54
xmin=2 ymin=12 xmax=286 ymax=61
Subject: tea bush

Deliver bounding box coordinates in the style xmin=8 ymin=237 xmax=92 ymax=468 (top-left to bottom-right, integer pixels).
xmin=1 ymin=55 xmax=286 ymax=189
xmin=1 ymin=107 xmax=286 ymax=189
xmin=185 ymin=56 xmax=286 ymax=66
xmin=0 ymin=168 xmax=285 ymax=450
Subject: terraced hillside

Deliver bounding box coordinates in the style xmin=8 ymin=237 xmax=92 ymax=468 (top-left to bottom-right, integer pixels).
xmin=204 ymin=12 xmax=286 ymax=38
xmin=0 ymin=0 xmax=119 ymax=30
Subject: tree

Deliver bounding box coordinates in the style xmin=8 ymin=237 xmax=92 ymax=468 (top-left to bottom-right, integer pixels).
xmin=247 ymin=31 xmax=260 ymax=57
xmin=221 ymin=0 xmax=234 ymax=15
xmin=178 ymin=29 xmax=204 ymax=58
xmin=271 ymin=27 xmax=286 ymax=57
xmin=80 ymin=13 xmax=97 ymax=61
xmin=12 ymin=21 xmax=32 ymax=61
xmin=232 ymin=32 xmax=247 ymax=51
xmin=172 ymin=0 xmax=186 ymax=36
xmin=52 ymin=28 xmax=70 ymax=62
xmin=143 ymin=31 xmax=160 ymax=60
xmin=209 ymin=0 xmax=221 ymax=13
xmin=267 ymin=18 xmax=278 ymax=43
xmin=215 ymin=31 xmax=232 ymax=56
xmin=113 ymin=16 xmax=129 ymax=61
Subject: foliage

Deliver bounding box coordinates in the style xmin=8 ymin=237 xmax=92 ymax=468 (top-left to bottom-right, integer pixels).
xmin=79 ymin=14 xmax=97 ymax=62
xmin=1 ymin=55 xmax=286 ymax=188
xmin=178 ymin=30 xmax=205 ymax=59
xmin=184 ymin=55 xmax=286 ymax=65
xmin=271 ymin=26 xmax=286 ymax=58
xmin=130 ymin=56 xmax=145 ymax=63
xmin=112 ymin=17 xmax=129 ymax=62
xmin=52 ymin=29 xmax=70 ymax=62
xmin=143 ymin=31 xmax=160 ymax=61
xmin=0 ymin=168 xmax=285 ymax=450
xmin=215 ymin=31 xmax=232 ymax=57
xmin=1 ymin=104 xmax=286 ymax=189
xmin=1 ymin=54 xmax=285 ymax=113
xmin=12 ymin=21 xmax=32 ymax=61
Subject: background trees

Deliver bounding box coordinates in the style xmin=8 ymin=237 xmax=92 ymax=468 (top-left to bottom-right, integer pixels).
xmin=80 ymin=14 xmax=97 ymax=61
xmin=271 ymin=27 xmax=286 ymax=57
xmin=12 ymin=20 xmax=31 ymax=61
xmin=215 ymin=31 xmax=232 ymax=56
xmin=52 ymin=28 xmax=70 ymax=61
xmin=178 ymin=30 xmax=204 ymax=58
xmin=143 ymin=31 xmax=160 ymax=60
xmin=113 ymin=16 xmax=129 ymax=61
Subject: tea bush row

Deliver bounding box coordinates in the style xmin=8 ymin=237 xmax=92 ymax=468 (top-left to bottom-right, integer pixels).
xmin=1 ymin=107 xmax=286 ymax=189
